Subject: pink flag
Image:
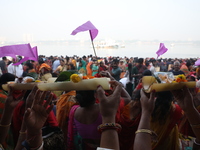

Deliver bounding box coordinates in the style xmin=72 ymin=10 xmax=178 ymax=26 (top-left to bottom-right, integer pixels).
xmin=195 ymin=59 xmax=200 ymax=66
xmin=0 ymin=43 xmax=35 ymax=58
xmin=71 ymin=21 xmax=98 ymax=41
xmin=156 ymin=43 xmax=168 ymax=58
xmin=13 ymin=46 xmax=38 ymax=65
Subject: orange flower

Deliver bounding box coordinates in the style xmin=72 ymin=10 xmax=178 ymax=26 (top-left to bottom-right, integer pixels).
xmin=82 ymin=76 xmax=89 ymax=79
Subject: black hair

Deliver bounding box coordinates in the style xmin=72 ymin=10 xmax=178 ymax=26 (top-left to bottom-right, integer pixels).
xmin=0 ymin=73 xmax=15 ymax=90
xmin=151 ymin=91 xmax=173 ymax=124
xmin=38 ymin=58 xmax=44 ymax=64
xmin=112 ymin=59 xmax=119 ymax=64
xmin=186 ymin=61 xmax=191 ymax=68
xmin=25 ymin=62 xmax=34 ymax=70
xmin=138 ymin=58 xmax=144 ymax=64
xmin=143 ymin=70 xmax=152 ymax=76
xmin=68 ymin=63 xmax=76 ymax=70
xmin=75 ymin=90 xmax=95 ymax=107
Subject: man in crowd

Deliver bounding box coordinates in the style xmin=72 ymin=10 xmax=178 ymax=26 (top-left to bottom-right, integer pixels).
xmin=169 ymin=61 xmax=185 ymax=75
xmin=110 ymin=59 xmax=121 ymax=81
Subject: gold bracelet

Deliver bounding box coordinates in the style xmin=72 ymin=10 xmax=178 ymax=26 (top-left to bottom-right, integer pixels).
xmin=19 ymin=131 xmax=27 ymax=134
xmin=135 ymin=129 xmax=152 ymax=135
xmin=190 ymin=123 xmax=200 ymax=129
xmin=0 ymin=123 xmax=11 ymax=127
xmin=135 ymin=129 xmax=158 ymax=142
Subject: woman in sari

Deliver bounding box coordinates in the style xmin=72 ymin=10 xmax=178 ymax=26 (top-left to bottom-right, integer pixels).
xmin=67 ymin=90 xmax=101 ymax=150
xmin=38 ymin=58 xmax=52 ymax=81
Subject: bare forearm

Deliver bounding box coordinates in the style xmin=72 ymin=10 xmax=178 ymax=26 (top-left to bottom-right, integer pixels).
xmin=26 ymin=130 xmax=43 ymax=150
xmin=121 ymin=88 xmax=131 ymax=100
xmin=134 ymin=112 xmax=151 ymax=150
xmin=0 ymin=109 xmax=13 ymax=143
xmin=100 ymin=117 xmax=119 ymax=150
xmin=15 ymin=121 xmax=26 ymax=150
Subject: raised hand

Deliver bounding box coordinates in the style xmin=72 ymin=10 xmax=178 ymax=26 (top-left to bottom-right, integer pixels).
xmin=171 ymin=86 xmax=194 ymax=112
xmin=24 ymin=89 xmax=54 ymax=134
xmin=140 ymin=89 xmax=156 ymax=114
xmin=5 ymin=86 xmax=26 ymax=110
xmin=96 ymin=81 xmax=122 ymax=120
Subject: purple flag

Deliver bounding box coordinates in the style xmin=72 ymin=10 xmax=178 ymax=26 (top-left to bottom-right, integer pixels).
xmin=195 ymin=59 xmax=200 ymax=66
xmin=13 ymin=46 xmax=38 ymax=65
xmin=71 ymin=21 xmax=98 ymax=41
xmin=0 ymin=43 xmax=35 ymax=58
xmin=156 ymin=43 xmax=168 ymax=58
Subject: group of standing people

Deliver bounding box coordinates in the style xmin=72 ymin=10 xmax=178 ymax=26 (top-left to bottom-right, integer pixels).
xmin=0 ymin=54 xmax=200 ymax=150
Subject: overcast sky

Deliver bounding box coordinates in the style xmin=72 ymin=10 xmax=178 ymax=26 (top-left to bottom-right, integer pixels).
xmin=0 ymin=0 xmax=200 ymax=42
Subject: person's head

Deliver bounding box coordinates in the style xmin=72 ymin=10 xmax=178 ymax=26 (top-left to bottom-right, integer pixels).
xmin=2 ymin=57 xmax=7 ymax=61
xmin=67 ymin=63 xmax=75 ymax=70
xmin=82 ymin=55 xmax=86 ymax=60
xmin=143 ymin=70 xmax=152 ymax=76
xmin=93 ymin=59 xmax=98 ymax=65
xmin=0 ymin=73 xmax=16 ymax=89
xmin=186 ymin=61 xmax=192 ymax=69
xmin=100 ymin=61 xmax=105 ymax=66
xmin=75 ymin=90 xmax=96 ymax=107
xmin=112 ymin=59 xmax=119 ymax=69
xmin=174 ymin=61 xmax=181 ymax=71
xmin=38 ymin=58 xmax=44 ymax=65
xmin=24 ymin=62 xmax=34 ymax=70
xmin=119 ymin=60 xmax=124 ymax=65
xmin=138 ymin=58 xmax=144 ymax=65
xmin=126 ymin=58 xmax=129 ymax=63
xmin=152 ymin=91 xmax=173 ymax=124
xmin=151 ymin=59 xmax=157 ymax=66
xmin=59 ymin=59 xmax=65 ymax=66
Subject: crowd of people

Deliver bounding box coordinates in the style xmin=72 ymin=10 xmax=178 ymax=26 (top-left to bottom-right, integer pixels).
xmin=0 ymin=54 xmax=200 ymax=150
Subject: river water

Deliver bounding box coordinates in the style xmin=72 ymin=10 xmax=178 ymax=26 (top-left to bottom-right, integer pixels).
xmin=2 ymin=41 xmax=200 ymax=59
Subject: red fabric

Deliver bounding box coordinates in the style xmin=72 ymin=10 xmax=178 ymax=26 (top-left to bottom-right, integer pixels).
xmin=12 ymin=101 xmax=58 ymax=145
xmin=168 ymin=104 xmax=183 ymax=131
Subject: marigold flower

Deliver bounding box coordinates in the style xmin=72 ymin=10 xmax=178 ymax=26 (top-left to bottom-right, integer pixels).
xmin=174 ymin=74 xmax=187 ymax=83
xmin=70 ymin=74 xmax=82 ymax=83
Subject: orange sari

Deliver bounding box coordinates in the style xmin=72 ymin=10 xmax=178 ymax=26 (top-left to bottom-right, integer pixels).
xmin=86 ymin=62 xmax=93 ymax=76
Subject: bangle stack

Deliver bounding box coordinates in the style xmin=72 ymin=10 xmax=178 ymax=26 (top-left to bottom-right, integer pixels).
xmin=135 ymin=129 xmax=158 ymax=142
xmin=97 ymin=123 xmax=122 ymax=133
xmin=0 ymin=123 xmax=11 ymax=127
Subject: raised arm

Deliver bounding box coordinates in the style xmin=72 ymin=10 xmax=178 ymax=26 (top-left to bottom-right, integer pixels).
xmin=21 ymin=89 xmax=54 ymax=150
xmin=97 ymin=81 xmax=122 ymax=150
xmin=133 ymin=90 xmax=156 ymax=150
xmin=172 ymin=86 xmax=200 ymax=148
xmin=0 ymin=87 xmax=25 ymax=144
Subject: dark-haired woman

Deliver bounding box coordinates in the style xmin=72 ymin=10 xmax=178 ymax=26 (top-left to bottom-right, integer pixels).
xmin=124 ymin=63 xmax=134 ymax=97
xmin=67 ymin=90 xmax=101 ymax=150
